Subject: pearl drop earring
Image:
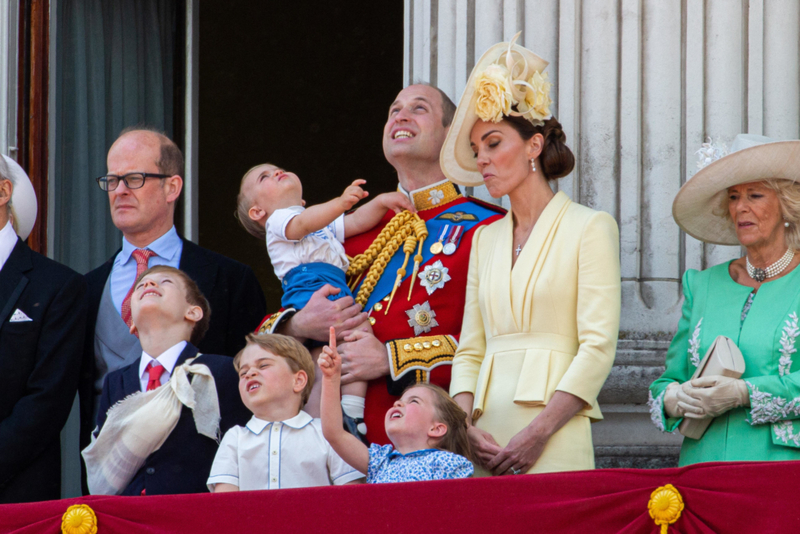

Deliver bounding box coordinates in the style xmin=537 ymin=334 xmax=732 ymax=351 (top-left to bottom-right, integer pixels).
xmin=785 ymin=221 xmax=791 ymax=228
xmin=530 ymin=159 xmax=536 ymax=172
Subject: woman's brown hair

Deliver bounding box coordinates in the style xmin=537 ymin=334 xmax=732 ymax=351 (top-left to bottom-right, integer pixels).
xmin=404 ymin=383 xmax=475 ymax=463
xmin=504 ymin=113 xmax=575 ymax=181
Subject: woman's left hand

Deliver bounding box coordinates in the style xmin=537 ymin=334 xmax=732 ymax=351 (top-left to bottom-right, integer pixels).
xmin=486 ymin=424 xmax=549 ymax=476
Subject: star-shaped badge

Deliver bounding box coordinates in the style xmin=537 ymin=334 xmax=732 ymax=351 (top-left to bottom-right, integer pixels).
xmin=418 ymin=260 xmax=451 ymax=295
xmin=405 ymin=301 xmax=439 ymax=336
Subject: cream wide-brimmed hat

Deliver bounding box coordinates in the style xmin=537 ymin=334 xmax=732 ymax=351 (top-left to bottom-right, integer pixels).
xmin=672 ymin=134 xmax=800 ymax=245
xmin=2 ymin=155 xmax=37 ymax=240
xmin=441 ymin=33 xmax=549 ymax=187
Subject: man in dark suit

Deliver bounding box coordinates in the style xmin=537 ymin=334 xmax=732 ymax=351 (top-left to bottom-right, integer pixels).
xmin=80 ymin=128 xmax=265 ymax=456
xmin=0 ymin=155 xmax=88 ymax=503
xmin=88 ymin=266 xmax=249 ymax=495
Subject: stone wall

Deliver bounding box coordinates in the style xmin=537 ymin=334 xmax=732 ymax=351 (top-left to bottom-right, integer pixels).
xmin=405 ymin=0 xmax=800 ymax=467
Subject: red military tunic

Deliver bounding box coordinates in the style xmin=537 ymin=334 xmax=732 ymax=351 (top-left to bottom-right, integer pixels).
xmin=258 ymin=180 xmax=504 ymax=444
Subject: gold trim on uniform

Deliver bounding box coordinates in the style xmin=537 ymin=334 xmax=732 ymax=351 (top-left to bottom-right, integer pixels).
xmin=386 ymin=335 xmax=459 ymax=380
xmin=257 ymin=308 xmax=296 ymax=335
xmin=407 ymin=181 xmax=462 ymax=211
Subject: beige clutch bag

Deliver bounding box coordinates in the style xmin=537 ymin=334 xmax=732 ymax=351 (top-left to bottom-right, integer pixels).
xmin=679 ymin=335 xmax=746 ymax=440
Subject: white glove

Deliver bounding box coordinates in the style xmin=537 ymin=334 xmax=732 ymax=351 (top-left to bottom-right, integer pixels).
xmin=686 ymin=376 xmax=750 ymax=418
xmin=663 ymin=381 xmax=707 ymax=419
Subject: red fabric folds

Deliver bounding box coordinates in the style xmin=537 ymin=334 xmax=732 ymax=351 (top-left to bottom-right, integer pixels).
xmin=1 ymin=461 xmax=798 ymax=534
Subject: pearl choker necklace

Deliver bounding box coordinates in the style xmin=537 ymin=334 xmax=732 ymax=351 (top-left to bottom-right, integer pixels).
xmin=746 ymin=248 xmax=795 ymax=282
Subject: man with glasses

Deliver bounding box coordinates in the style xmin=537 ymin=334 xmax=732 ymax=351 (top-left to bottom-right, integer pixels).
xmin=80 ymin=128 xmax=266 ymax=452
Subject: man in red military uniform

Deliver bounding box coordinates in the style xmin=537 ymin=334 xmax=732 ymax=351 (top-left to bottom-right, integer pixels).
xmin=258 ymin=84 xmax=504 ymax=444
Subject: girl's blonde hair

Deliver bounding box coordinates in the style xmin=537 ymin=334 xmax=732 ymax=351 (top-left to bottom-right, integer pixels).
xmin=403 ymin=383 xmax=474 ymax=462
xmin=714 ymin=179 xmax=800 ymax=250
xmin=235 ymin=164 xmax=270 ymax=240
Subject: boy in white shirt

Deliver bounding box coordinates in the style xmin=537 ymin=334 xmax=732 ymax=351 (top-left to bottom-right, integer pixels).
xmin=208 ymin=333 xmax=364 ymax=491
xmin=235 ymin=164 xmax=414 ymax=438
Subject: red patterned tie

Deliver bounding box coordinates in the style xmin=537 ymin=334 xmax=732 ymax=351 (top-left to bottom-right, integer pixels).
xmin=120 ymin=248 xmax=156 ymax=327
xmin=145 ymin=361 xmax=165 ymax=391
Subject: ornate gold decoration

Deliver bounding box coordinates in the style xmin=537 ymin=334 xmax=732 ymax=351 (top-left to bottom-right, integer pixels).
xmin=257 ymin=310 xmax=293 ymax=335
xmin=387 ymin=335 xmax=458 ymax=380
xmin=410 ymin=182 xmax=462 ymax=211
xmin=62 ymin=504 xmax=98 ymax=534
xmin=347 ymin=211 xmax=428 ymax=309
xmin=648 ymin=484 xmax=684 ymax=534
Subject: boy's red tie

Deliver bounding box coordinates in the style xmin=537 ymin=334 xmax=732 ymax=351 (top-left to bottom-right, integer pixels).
xmin=121 ymin=248 xmax=156 ymax=327
xmin=145 ymin=362 xmax=165 ymax=391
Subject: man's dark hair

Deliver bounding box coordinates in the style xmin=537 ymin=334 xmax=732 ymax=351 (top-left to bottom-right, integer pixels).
xmin=118 ymin=125 xmax=185 ymax=177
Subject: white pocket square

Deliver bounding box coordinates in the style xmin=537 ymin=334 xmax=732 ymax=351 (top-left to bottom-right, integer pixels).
xmin=9 ymin=309 xmax=32 ymax=322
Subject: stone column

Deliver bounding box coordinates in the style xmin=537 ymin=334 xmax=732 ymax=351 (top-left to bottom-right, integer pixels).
xmin=405 ymin=0 xmax=800 ymax=467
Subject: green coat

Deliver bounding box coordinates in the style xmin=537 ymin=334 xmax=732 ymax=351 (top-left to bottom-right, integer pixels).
xmin=649 ymin=261 xmax=800 ymax=465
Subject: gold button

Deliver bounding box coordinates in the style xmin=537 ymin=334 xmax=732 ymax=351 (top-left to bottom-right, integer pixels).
xmin=423 ymin=341 xmax=431 ymax=349
xmin=403 ymin=344 xmax=413 ymax=352
xmin=414 ymin=343 xmax=423 ymax=351
xmin=369 ymin=316 xmax=377 ymax=326
xmin=373 ymin=302 xmax=384 ymax=312
xmin=383 ymin=296 xmax=390 ymax=302
xmin=432 ymin=340 xmax=441 ymax=347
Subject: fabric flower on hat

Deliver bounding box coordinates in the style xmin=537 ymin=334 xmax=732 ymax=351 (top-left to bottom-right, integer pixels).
xmin=519 ymin=70 xmax=552 ymax=125
xmin=475 ymin=64 xmax=513 ymax=123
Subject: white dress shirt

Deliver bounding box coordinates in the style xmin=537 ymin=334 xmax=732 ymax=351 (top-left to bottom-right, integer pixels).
xmin=0 ymin=219 xmax=17 ymax=271
xmin=207 ymin=411 xmax=363 ymax=491
xmin=138 ymin=340 xmax=187 ymax=392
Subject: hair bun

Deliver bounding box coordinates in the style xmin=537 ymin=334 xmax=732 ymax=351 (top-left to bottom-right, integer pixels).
xmin=540 ymin=118 xmax=575 ymax=180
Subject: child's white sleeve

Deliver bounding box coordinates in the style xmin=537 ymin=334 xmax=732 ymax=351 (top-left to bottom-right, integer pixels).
xmin=206 ymin=426 xmax=241 ymax=491
xmin=268 ymin=207 xmax=303 ymax=242
xmin=332 ymin=213 xmax=346 ymax=243
xmin=327 ymin=443 xmax=365 ymax=485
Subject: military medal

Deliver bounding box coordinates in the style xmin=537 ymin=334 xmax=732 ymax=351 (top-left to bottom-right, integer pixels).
xmin=430 ymin=224 xmax=449 ymax=255
xmin=443 ymin=226 xmax=463 ymax=255
xmin=406 ymin=301 xmax=439 ymax=336
xmin=418 ymin=260 xmax=451 ymax=295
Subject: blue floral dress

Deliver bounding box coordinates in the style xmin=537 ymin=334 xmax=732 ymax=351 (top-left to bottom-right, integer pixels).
xmin=366 ymin=444 xmax=473 ymax=483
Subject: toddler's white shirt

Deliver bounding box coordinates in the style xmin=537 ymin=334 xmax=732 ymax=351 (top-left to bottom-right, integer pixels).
xmin=207 ymin=411 xmax=363 ymax=491
xmin=265 ymin=206 xmax=348 ymax=280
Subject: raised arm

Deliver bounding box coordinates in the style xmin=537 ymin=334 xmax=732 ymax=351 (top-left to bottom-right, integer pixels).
xmin=344 ymin=191 xmax=415 ymax=238
xmin=285 ymin=180 xmax=368 ymax=240
xmin=319 ymin=327 xmax=369 ymax=474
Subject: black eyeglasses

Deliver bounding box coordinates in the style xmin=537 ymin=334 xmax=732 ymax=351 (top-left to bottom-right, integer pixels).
xmin=96 ymin=172 xmax=171 ymax=192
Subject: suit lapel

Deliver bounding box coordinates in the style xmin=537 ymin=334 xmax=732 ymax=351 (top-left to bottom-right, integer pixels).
xmin=0 ymin=239 xmax=32 ymax=330
xmin=179 ymin=239 xmax=217 ymax=292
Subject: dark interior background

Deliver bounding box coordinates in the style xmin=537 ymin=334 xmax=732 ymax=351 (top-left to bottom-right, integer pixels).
xmin=199 ymin=2 xmax=404 ymax=309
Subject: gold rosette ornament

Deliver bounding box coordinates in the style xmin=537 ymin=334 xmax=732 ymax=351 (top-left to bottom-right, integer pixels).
xmin=61 ymin=504 xmax=98 ymax=534
xmin=648 ymin=484 xmax=684 ymax=534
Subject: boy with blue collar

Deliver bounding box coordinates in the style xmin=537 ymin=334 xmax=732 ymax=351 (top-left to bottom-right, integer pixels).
xmin=208 ymin=333 xmax=363 ymax=491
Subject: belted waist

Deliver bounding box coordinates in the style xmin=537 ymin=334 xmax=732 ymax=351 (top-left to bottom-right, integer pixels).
xmin=485 ymin=332 xmax=579 ymax=356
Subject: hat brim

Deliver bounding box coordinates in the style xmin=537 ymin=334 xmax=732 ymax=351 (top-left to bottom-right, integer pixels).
xmin=5 ymin=155 xmax=37 ymax=240
xmin=440 ymin=41 xmax=549 ymax=187
xmin=672 ymin=140 xmax=800 ymax=245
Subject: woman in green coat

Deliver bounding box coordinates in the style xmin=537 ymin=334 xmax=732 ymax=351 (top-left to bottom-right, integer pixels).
xmin=649 ymin=134 xmax=800 ymax=465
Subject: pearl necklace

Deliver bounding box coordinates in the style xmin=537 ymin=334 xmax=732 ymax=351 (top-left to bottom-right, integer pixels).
xmin=746 ymin=248 xmax=795 ymax=282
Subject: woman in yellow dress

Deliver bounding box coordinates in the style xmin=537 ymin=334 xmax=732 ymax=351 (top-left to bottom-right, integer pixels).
xmin=442 ymin=35 xmax=621 ymax=476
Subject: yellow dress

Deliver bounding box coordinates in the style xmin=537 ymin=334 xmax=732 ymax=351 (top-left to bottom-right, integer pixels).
xmin=450 ymin=191 xmax=621 ymax=475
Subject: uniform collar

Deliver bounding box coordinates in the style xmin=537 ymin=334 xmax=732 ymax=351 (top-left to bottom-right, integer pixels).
xmin=398 ymin=179 xmax=462 ymax=212
xmin=0 ymin=219 xmax=17 ymax=272
xmin=246 ymin=410 xmax=313 ymax=434
xmin=118 ymin=226 xmax=181 ymax=265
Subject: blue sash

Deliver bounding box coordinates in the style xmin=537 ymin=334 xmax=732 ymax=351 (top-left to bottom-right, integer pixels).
xmin=355 ymin=202 xmax=498 ymax=311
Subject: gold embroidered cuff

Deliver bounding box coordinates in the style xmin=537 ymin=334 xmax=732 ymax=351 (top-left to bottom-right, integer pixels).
xmin=386 ymin=335 xmax=458 ymax=381
xmin=257 ymin=308 xmax=296 ymax=335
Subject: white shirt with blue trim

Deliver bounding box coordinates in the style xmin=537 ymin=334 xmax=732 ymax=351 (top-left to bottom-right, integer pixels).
xmin=110 ymin=226 xmax=183 ymax=313
xmin=207 ymin=411 xmax=363 ymax=491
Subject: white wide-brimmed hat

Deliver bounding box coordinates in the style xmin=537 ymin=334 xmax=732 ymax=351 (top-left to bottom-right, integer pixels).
xmin=2 ymin=155 xmax=37 ymax=240
xmin=441 ymin=33 xmax=549 ymax=187
xmin=672 ymin=134 xmax=800 ymax=245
